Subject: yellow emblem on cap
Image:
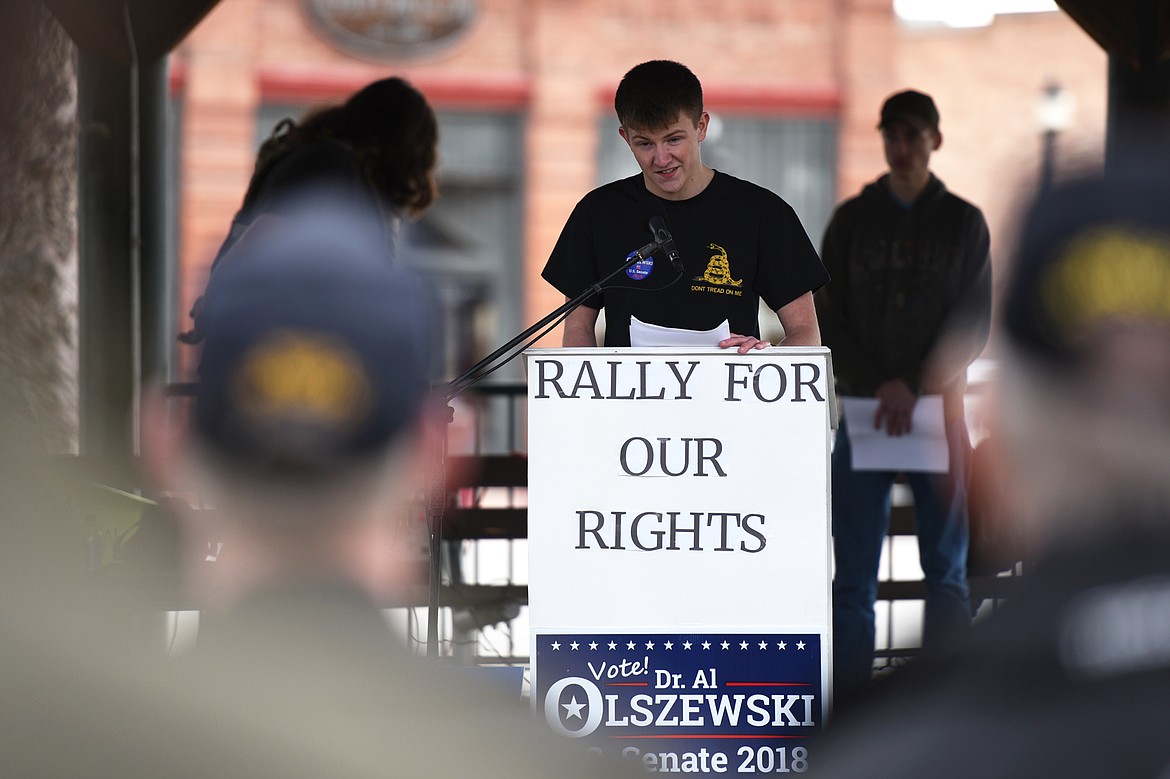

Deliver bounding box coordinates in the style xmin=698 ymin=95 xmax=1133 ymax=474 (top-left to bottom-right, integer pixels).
xmin=232 ymin=330 xmax=373 ymax=428
xmin=1042 ymin=227 xmax=1170 ymax=341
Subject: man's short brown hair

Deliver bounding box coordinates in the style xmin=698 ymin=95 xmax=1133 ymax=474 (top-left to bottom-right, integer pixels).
xmin=614 ymin=60 xmax=704 ymax=131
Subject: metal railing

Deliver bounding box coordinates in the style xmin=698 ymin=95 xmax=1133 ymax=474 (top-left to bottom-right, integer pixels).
xmin=163 ymin=377 xmax=1023 ymax=675
xmin=448 ymin=379 xmax=1024 ymax=680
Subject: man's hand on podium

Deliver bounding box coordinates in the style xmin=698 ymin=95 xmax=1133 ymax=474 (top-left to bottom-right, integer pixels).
xmin=718 ymin=333 xmax=770 ymax=354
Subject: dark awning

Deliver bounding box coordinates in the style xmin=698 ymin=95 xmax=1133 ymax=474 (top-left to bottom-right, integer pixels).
xmin=43 ymin=0 xmax=221 ymax=61
xmin=1058 ymin=0 xmax=1170 ymax=71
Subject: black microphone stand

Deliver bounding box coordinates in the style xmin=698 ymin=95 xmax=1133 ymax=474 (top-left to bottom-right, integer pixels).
xmin=424 ymin=238 xmax=662 ymax=658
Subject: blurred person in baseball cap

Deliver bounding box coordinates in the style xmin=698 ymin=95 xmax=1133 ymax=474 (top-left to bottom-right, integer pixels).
xmin=998 ymin=166 xmax=1170 ymax=536
xmin=141 ymin=193 xmax=650 ymax=779
xmin=811 ymin=162 xmax=1170 ymax=778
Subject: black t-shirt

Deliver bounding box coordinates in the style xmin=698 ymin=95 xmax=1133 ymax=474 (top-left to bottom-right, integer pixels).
xmin=541 ymin=171 xmax=829 ymax=346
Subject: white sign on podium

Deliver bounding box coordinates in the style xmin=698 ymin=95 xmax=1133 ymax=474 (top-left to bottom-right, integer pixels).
xmin=524 ymin=347 xmax=834 ymax=776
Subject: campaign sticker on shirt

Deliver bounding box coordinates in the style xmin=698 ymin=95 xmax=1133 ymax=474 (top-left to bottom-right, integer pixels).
xmin=625 ymin=252 xmax=654 ymax=281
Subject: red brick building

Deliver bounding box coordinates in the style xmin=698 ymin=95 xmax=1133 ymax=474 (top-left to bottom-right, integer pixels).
xmin=172 ymin=0 xmax=1106 ymax=378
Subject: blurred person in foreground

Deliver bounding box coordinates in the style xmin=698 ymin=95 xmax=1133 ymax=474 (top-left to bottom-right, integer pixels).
xmin=141 ymin=200 xmax=641 ymax=778
xmin=810 ymin=167 xmax=1170 ymax=778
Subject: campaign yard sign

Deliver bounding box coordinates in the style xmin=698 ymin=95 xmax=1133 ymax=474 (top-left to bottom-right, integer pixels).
xmin=525 ymin=348 xmax=834 ymax=776
xmin=535 ymin=631 xmax=820 ymax=774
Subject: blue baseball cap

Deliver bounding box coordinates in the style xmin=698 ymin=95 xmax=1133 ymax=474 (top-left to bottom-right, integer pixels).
xmin=1003 ymin=170 xmax=1170 ymax=372
xmin=193 ymin=197 xmax=439 ymax=476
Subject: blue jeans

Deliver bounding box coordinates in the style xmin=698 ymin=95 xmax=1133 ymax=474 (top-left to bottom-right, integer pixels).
xmin=830 ymin=416 xmax=972 ymax=701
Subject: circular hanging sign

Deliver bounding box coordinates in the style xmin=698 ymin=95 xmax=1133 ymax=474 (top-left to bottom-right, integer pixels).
xmin=304 ymin=0 xmax=477 ymax=60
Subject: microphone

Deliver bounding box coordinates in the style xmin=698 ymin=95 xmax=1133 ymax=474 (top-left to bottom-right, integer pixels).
xmin=628 ymin=237 xmax=659 ymax=262
xmin=649 ymin=216 xmax=683 ymax=273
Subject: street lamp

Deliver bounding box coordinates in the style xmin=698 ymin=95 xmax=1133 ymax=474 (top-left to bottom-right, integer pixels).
xmin=1035 ymin=81 xmax=1076 ymax=193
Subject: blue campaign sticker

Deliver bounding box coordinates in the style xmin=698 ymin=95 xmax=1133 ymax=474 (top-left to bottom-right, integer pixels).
xmin=535 ymin=631 xmax=823 ymax=776
xmin=626 ymin=252 xmax=654 ymax=281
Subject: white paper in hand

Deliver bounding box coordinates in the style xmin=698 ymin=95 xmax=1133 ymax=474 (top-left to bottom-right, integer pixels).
xmin=629 ymin=316 xmax=731 ymax=347
xmin=841 ymin=395 xmax=949 ymax=473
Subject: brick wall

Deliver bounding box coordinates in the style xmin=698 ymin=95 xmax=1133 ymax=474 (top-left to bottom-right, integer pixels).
xmin=895 ymin=11 xmax=1107 ymax=288
xmin=174 ymin=0 xmax=1107 ymax=366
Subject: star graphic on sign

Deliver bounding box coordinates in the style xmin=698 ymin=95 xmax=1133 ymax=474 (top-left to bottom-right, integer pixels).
xmin=701 ymin=641 xmax=711 ymax=650
xmin=778 ymin=641 xmax=787 ymax=650
xmin=683 ymin=641 xmax=693 ymax=650
xmin=664 ymin=641 xmax=674 ymax=650
xmin=608 ymin=642 xmax=617 ymax=650
xmin=758 ymin=641 xmax=769 ymax=650
xmin=589 ymin=642 xmax=598 ymax=651
xmin=551 ymin=642 xmax=561 ymax=651
xmin=562 ymin=696 xmax=586 ymax=720
xmin=720 ymin=641 xmax=730 ymax=650
xmin=645 ymin=641 xmax=655 ymax=650
xmin=627 ymin=641 xmax=637 ymax=650
xmin=570 ymin=642 xmax=580 ymax=650
xmin=797 ymin=641 xmax=806 ymax=650
xmin=740 ymin=641 xmax=749 ymax=650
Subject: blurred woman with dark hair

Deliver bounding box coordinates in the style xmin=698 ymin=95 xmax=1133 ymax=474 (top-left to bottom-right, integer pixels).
xmin=182 ymin=76 xmax=439 ymax=344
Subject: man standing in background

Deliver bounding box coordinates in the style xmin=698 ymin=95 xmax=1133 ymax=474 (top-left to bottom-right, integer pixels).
xmin=815 ymin=90 xmax=991 ymax=704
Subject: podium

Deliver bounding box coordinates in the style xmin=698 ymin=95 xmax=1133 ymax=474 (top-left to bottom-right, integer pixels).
xmin=524 ymin=347 xmax=834 ymax=775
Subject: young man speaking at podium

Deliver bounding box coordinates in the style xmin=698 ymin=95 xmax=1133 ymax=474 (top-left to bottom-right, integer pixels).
xmin=541 ymin=60 xmax=829 ymax=352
